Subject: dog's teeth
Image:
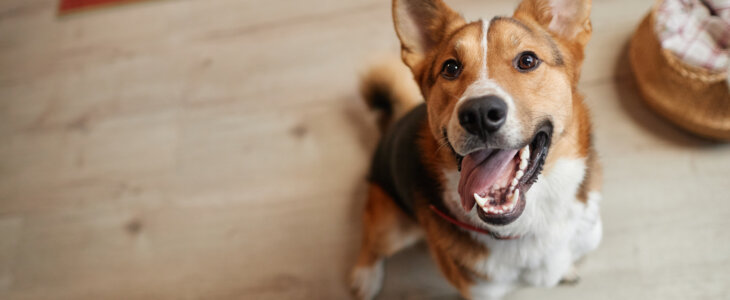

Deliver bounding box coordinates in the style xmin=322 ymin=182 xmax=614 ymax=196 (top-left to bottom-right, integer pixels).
xmin=511 ymin=178 xmax=519 ymax=187
xmin=519 ymin=158 xmax=528 ymax=170
xmin=515 ymin=170 xmax=524 ymax=179
xmin=501 ymin=205 xmax=508 ymax=211
xmin=520 ymin=146 xmax=531 ymax=160
xmin=512 ymin=189 xmax=520 ymax=202
xmin=474 ymin=193 xmax=488 ymax=207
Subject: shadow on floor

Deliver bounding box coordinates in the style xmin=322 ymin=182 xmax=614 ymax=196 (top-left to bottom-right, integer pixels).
xmin=379 ymin=243 xmax=460 ymax=300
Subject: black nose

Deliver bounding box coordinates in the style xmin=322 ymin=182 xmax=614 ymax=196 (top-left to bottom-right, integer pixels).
xmin=458 ymin=95 xmax=508 ymax=140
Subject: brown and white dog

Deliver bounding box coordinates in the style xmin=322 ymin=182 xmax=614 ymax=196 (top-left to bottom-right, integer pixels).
xmin=350 ymin=0 xmax=602 ymax=299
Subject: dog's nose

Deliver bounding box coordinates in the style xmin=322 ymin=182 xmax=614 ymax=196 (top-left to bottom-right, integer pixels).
xmin=458 ymin=95 xmax=507 ymax=139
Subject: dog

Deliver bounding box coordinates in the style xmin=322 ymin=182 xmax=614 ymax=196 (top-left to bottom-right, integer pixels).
xmin=350 ymin=0 xmax=602 ymax=299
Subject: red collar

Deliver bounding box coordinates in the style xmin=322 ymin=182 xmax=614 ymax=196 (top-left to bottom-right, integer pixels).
xmin=429 ymin=205 xmax=520 ymax=240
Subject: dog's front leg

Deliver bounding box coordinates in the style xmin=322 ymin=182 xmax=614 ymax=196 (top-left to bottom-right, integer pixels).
xmin=521 ymin=247 xmax=574 ymax=287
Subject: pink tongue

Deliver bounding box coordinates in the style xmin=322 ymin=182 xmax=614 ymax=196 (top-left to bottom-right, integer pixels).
xmin=458 ymin=149 xmax=519 ymax=212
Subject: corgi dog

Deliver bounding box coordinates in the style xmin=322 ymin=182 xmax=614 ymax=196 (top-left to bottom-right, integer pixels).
xmin=350 ymin=0 xmax=602 ymax=299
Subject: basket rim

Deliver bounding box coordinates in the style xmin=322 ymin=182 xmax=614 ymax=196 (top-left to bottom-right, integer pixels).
xmin=629 ymin=11 xmax=730 ymax=140
xmin=650 ymin=0 xmax=728 ymax=84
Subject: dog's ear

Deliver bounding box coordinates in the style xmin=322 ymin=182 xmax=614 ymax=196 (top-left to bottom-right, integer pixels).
xmin=514 ymin=0 xmax=592 ymax=47
xmin=392 ymin=0 xmax=465 ymax=72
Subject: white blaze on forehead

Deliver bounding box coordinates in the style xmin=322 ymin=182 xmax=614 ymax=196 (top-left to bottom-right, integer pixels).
xmin=480 ymin=19 xmax=488 ymax=79
xmin=460 ymin=18 xmax=505 ymax=101
xmin=446 ymin=18 xmax=523 ymax=152
xmin=462 ymin=18 xmax=495 ymax=99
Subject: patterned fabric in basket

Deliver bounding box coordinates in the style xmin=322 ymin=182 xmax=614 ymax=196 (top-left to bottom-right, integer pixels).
xmin=656 ymin=0 xmax=730 ymax=72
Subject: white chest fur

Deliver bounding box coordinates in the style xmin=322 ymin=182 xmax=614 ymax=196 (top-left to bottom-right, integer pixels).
xmin=441 ymin=158 xmax=602 ymax=299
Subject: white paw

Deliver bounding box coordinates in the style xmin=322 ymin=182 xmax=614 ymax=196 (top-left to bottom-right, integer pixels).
xmin=350 ymin=261 xmax=384 ymax=300
xmin=559 ymin=266 xmax=580 ymax=285
xmin=523 ymin=268 xmax=564 ymax=287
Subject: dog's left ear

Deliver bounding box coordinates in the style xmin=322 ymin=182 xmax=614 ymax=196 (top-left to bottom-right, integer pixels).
xmin=514 ymin=0 xmax=592 ymax=48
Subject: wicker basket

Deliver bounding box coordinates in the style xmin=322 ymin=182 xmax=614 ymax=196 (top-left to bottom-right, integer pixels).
xmin=629 ymin=1 xmax=730 ymax=140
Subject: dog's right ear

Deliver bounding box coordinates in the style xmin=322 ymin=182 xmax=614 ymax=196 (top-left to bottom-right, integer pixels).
xmin=393 ymin=0 xmax=465 ymax=73
xmin=513 ymin=0 xmax=592 ymax=48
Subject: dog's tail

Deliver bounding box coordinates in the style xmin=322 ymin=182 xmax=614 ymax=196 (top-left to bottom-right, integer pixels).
xmin=360 ymin=58 xmax=423 ymax=132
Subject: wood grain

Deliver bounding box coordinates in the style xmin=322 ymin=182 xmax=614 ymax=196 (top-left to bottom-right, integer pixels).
xmin=1 ymin=0 xmax=729 ymax=299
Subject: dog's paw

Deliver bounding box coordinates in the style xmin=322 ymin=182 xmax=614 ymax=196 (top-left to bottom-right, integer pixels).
xmin=523 ymin=266 xmax=565 ymax=287
xmin=559 ymin=266 xmax=580 ymax=286
xmin=350 ymin=261 xmax=384 ymax=300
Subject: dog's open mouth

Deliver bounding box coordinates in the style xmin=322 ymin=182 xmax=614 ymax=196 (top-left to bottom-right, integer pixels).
xmin=457 ymin=127 xmax=552 ymax=225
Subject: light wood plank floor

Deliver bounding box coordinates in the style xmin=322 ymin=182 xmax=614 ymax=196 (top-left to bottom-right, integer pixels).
xmin=1 ymin=0 xmax=729 ymax=299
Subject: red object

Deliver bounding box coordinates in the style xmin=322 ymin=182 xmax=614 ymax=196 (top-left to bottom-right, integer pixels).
xmin=429 ymin=205 xmax=520 ymax=240
xmin=59 ymin=0 xmax=145 ymax=13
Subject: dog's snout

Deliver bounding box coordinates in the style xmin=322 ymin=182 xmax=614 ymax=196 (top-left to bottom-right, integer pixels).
xmin=458 ymin=95 xmax=508 ymax=139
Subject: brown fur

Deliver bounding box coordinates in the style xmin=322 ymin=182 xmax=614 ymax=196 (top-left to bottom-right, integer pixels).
xmin=359 ymin=59 xmax=423 ymax=131
xmin=352 ymin=0 xmax=597 ymax=298
xmin=353 ymin=184 xmax=423 ymax=268
xmin=415 ymin=123 xmax=490 ymax=295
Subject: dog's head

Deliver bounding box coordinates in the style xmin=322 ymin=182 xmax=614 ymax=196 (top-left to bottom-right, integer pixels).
xmin=393 ymin=0 xmax=591 ymax=225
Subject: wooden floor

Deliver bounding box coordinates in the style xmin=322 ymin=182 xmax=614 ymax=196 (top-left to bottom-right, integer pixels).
xmin=1 ymin=0 xmax=729 ymax=299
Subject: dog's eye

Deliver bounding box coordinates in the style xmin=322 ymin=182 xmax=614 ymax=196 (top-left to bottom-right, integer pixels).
xmin=441 ymin=59 xmax=462 ymax=80
xmin=514 ymin=51 xmax=540 ymax=72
